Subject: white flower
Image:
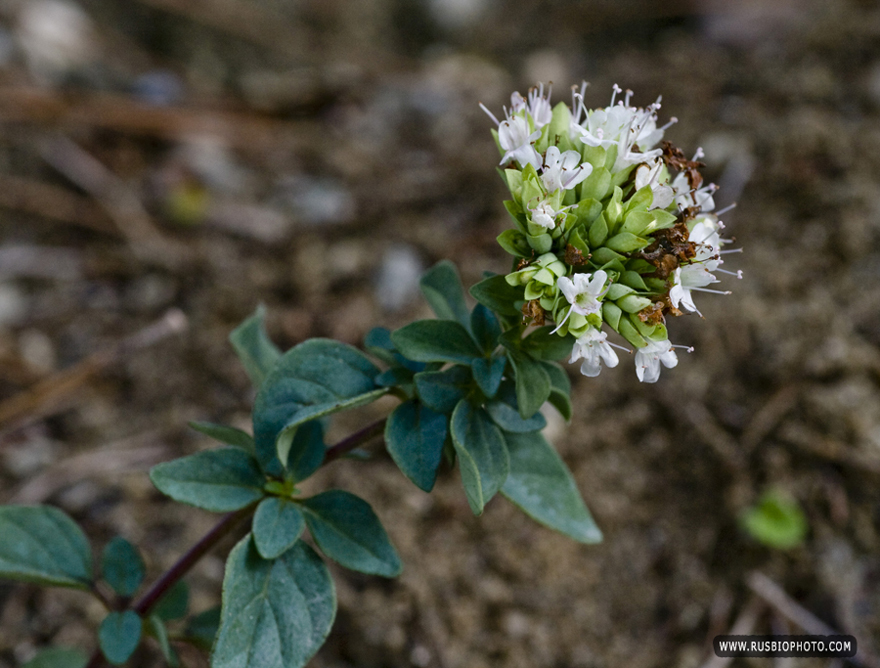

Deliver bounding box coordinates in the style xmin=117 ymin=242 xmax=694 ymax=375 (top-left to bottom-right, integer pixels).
xmin=541 ymin=146 xmax=593 ymax=193
xmin=669 ymin=263 xmax=718 ymax=313
xmin=557 ymin=270 xmax=609 ymax=317
xmin=671 ymin=170 xmax=717 ymax=213
xmin=634 ymin=159 xmax=674 ymax=210
xmin=570 ymin=328 xmax=619 ymax=377
xmin=512 ymin=83 xmax=553 ymax=129
xmin=634 ymin=338 xmax=678 ymax=383
xmin=498 ymin=115 xmax=542 ymax=169
xmin=529 ymin=198 xmax=568 ymax=229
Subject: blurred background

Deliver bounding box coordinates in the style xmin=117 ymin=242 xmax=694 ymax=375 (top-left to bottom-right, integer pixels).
xmin=1 ymin=0 xmax=879 ymax=666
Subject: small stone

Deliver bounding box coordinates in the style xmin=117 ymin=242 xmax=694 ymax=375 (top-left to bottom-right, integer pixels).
xmin=375 ymin=244 xmax=424 ymax=312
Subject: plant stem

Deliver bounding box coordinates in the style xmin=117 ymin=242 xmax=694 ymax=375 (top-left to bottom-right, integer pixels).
xmin=323 ymin=417 xmax=387 ymax=464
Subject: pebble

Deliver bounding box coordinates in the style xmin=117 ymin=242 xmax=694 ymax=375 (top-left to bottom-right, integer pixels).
xmin=375 ymin=244 xmax=424 ymax=312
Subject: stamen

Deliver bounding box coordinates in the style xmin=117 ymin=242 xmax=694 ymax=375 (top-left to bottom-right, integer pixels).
xmin=479 ymin=103 xmax=500 ymax=126
xmin=692 ymin=287 xmax=732 ymax=295
xmin=659 ymin=117 xmax=678 ymax=131
xmin=719 ymin=248 xmax=743 ymax=254
xmin=692 ymin=147 xmax=705 ymax=161
xmin=671 ymin=344 xmax=695 ymax=353
xmin=624 ymin=89 xmax=633 ymax=106
xmin=715 ymin=202 xmax=737 ymax=216
xmin=608 ymin=341 xmax=633 ymax=354
xmin=610 ymin=83 xmax=622 ymax=107
xmin=716 ymin=268 xmax=744 ymax=279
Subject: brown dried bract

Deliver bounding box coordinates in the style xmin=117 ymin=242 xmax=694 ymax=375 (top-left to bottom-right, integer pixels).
xmin=661 ymin=140 xmax=705 ymax=191
xmin=634 ymin=222 xmax=697 ymax=279
xmin=638 ymin=302 xmax=666 ymax=325
xmin=516 ymin=257 xmax=532 ymax=271
xmin=563 ymin=244 xmax=589 ymax=266
xmin=522 ymin=299 xmax=546 ymax=326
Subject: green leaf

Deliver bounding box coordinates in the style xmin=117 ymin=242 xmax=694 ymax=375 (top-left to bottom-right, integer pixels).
xmin=214 ymin=537 xmax=335 ymax=668
xmin=419 ymin=260 xmax=472 ymax=331
xmin=154 ymin=580 xmax=189 ymax=621
xmin=0 ymin=505 xmax=91 ymax=589
xmin=392 ymin=320 xmax=482 ymax=365
xmin=450 ymin=401 xmax=510 ymax=515
xmin=521 ymin=327 xmax=576 ymax=361
xmin=150 ymin=448 xmax=265 ymax=512
xmin=470 ymin=357 xmax=506 ymax=398
xmin=413 ymin=365 xmax=471 ymax=413
xmin=385 ymin=400 xmax=448 ymax=492
xmin=284 ymin=421 xmax=325 ymax=483
xmin=605 ymin=232 xmax=648 ymax=253
xmin=189 ymin=422 xmax=256 ymax=457
xmin=496 ymin=229 xmax=531 ymax=258
xmin=540 ymin=361 xmax=572 ymax=421
xmin=302 ymin=490 xmax=402 ymax=577
xmin=740 ymin=490 xmax=808 ymax=550
xmin=363 ymin=327 xmax=425 ymax=372
xmin=22 ymin=647 xmax=87 ymax=668
xmin=374 ymin=367 xmax=414 ymax=388
xmin=506 ymin=350 xmax=551 ymax=419
xmin=229 ymin=305 xmax=282 ymax=388
xmin=99 ymin=611 xmax=142 ymax=665
xmin=501 ymin=432 xmax=602 ymax=543
xmin=253 ymin=339 xmax=383 ymax=475
xmin=253 ymin=498 xmax=305 ymax=560
xmin=470 ymin=304 xmax=502 ymax=353
xmin=485 ymin=382 xmax=547 ymax=433
xmin=148 ymin=616 xmax=179 ymax=668
xmin=469 ymin=274 xmax=525 ymax=317
xmin=101 ymin=537 xmax=145 ymax=598
xmin=183 ymin=607 xmax=221 ymax=651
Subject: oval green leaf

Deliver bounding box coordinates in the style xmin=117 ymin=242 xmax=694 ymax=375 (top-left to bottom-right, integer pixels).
xmin=450 ymin=401 xmax=510 ymax=515
xmin=229 ymin=305 xmax=282 ymax=388
xmin=419 ymin=260 xmax=472 ymax=331
xmin=22 ymin=647 xmax=87 ymax=668
xmin=149 ymin=448 xmax=265 ymax=512
xmin=506 ymin=350 xmax=551 ymax=419
xmin=391 ymin=320 xmax=482 ymax=365
xmin=253 ymin=339 xmax=384 ymax=475
xmin=101 ymin=536 xmax=145 ymax=598
xmin=213 ymin=536 xmax=336 ymax=668
xmin=385 ymin=400 xmax=448 ymax=492
xmin=501 ymin=431 xmax=602 ymax=543
xmin=253 ymin=497 xmax=305 ymax=560
xmin=0 ymin=505 xmax=92 ymax=589
xmin=99 ymin=611 xmax=142 ymax=666
xmin=302 ymin=490 xmax=402 ymax=577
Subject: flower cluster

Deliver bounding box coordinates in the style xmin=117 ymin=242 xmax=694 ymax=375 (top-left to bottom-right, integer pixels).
xmin=482 ymin=83 xmax=740 ymax=382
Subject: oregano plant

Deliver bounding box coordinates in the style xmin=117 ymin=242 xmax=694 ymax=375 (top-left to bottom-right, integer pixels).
xmin=2 ymin=80 xmax=739 ymax=668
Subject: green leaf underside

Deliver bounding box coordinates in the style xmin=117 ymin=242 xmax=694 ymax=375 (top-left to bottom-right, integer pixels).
xmin=22 ymin=647 xmax=87 ymax=668
xmin=740 ymin=491 xmax=808 ymax=549
xmin=183 ymin=607 xmax=222 ymax=651
xmin=253 ymin=339 xmax=382 ymax=475
xmin=419 ymin=260 xmax=472 ymax=332
xmin=302 ymin=490 xmax=402 ymax=577
xmin=229 ymin=306 xmax=282 ymax=388
xmin=150 ymin=448 xmax=265 ymax=512
xmin=392 ymin=320 xmax=482 ymax=365
xmin=213 ymin=536 xmax=335 ymax=668
xmin=413 ymin=366 xmax=470 ymax=414
xmin=501 ymin=432 xmax=602 ymax=544
xmin=507 ymin=350 xmax=552 ymax=419
xmin=450 ymin=401 xmax=510 ymax=515
xmin=385 ymin=400 xmax=448 ymax=492
xmin=253 ymin=497 xmax=305 ymax=560
xmin=154 ymin=580 xmax=189 ymax=621
xmin=189 ymin=422 xmax=256 ymax=456
xmin=101 ymin=536 xmax=145 ymax=598
xmin=0 ymin=505 xmax=92 ymax=589
xmin=99 ymin=611 xmax=142 ymax=665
